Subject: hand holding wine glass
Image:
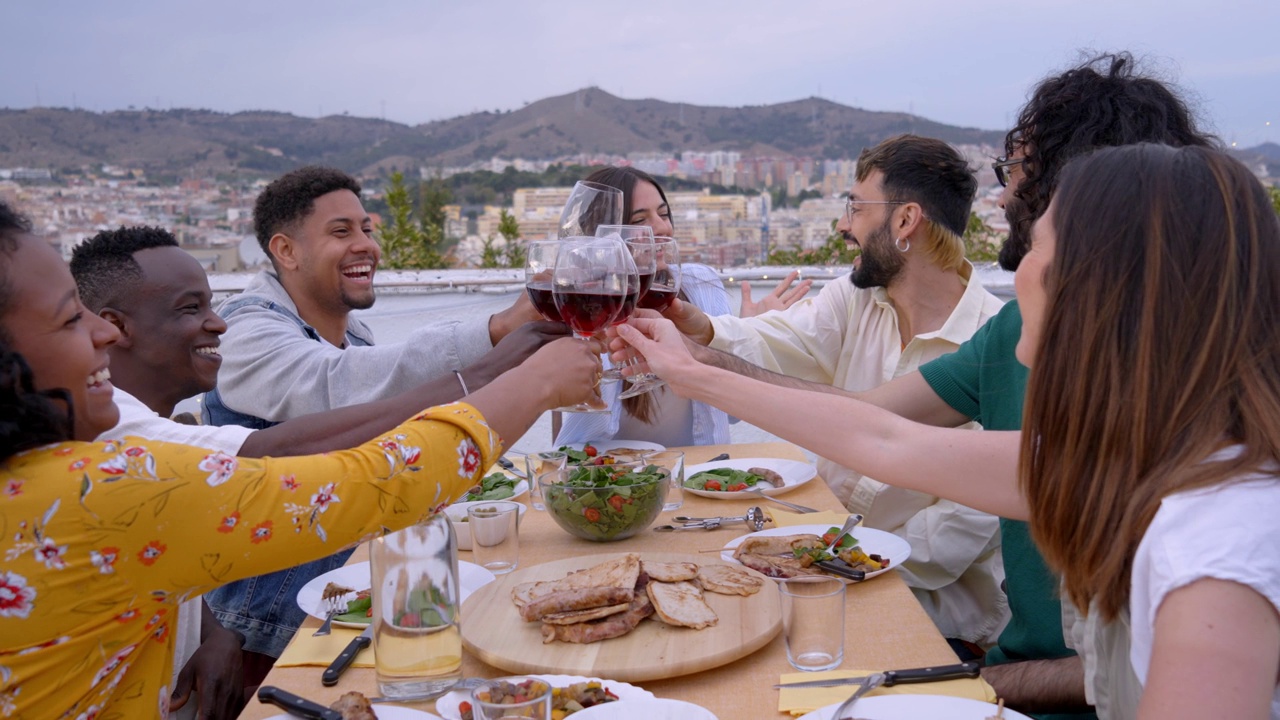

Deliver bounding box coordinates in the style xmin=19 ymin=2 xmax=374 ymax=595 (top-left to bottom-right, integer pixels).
xmin=620 ymin=236 xmax=680 ymax=398
xmin=550 ymin=237 xmax=630 ymax=413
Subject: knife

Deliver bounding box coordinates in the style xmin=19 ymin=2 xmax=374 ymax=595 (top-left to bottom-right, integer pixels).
xmin=257 ymin=686 xmax=343 ymax=720
xmin=815 ymin=559 xmax=866 ymax=582
xmin=773 ymin=660 xmax=982 ymax=689
xmin=321 ymin=624 xmax=373 ymax=686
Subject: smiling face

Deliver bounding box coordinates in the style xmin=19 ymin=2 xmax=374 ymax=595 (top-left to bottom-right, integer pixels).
xmin=112 ymin=246 xmax=226 ymax=409
xmin=626 ymin=181 xmax=674 ymax=237
xmin=836 ymin=171 xmax=906 ymax=289
xmin=1014 ymin=201 xmax=1057 ymax=367
xmin=2 ymin=235 xmax=121 ymax=439
xmin=284 ymin=189 xmax=380 ymax=314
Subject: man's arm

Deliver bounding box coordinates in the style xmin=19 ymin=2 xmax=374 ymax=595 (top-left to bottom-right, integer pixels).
xmin=238 ymin=322 xmax=570 ymax=457
xmin=981 ymin=656 xmax=1093 ymax=715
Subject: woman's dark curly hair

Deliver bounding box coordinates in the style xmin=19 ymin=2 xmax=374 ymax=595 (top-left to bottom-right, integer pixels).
xmin=1 ymin=201 xmax=73 ymax=462
xmin=1000 ymin=52 xmax=1218 ymax=270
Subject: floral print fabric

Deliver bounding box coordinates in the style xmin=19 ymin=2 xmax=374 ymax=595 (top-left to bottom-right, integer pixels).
xmin=0 ymin=402 xmax=498 ymax=719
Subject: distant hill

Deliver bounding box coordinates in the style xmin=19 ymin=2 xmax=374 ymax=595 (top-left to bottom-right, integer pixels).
xmin=0 ymin=87 xmax=1005 ymax=177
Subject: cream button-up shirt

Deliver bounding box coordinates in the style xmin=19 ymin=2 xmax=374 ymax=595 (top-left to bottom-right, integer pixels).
xmin=708 ymin=267 xmax=1009 ymax=645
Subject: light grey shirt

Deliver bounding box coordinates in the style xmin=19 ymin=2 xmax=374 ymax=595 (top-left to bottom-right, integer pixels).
xmin=215 ymin=270 xmax=493 ymax=420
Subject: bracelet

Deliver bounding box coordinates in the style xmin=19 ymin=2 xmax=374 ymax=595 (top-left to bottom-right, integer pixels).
xmin=454 ymin=370 xmax=469 ymax=396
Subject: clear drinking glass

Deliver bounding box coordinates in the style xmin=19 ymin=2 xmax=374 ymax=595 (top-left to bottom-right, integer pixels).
xmin=469 ymin=677 xmax=553 ymax=719
xmin=523 ymin=240 xmax=562 ymax=323
xmin=369 ymin=513 xmax=461 ymax=699
xmin=645 ymin=449 xmax=685 ymax=511
xmin=620 ymin=236 xmax=681 ymax=398
xmin=525 ymin=451 xmax=568 ymax=511
xmin=558 ymin=181 xmax=623 ymax=238
xmin=551 ymin=237 xmax=630 ymax=413
xmin=780 ymin=576 xmax=846 ymax=671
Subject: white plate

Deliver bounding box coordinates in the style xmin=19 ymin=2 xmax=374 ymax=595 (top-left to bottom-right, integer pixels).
xmin=684 ymin=458 xmax=817 ymax=499
xmin=721 ymin=524 xmax=911 ymax=582
xmin=558 ymin=440 xmax=666 ymax=461
xmin=444 ymin=501 xmax=528 ymax=551
xmin=573 ymin=698 xmax=717 ymax=719
xmin=266 ymin=708 xmax=442 ymax=720
xmin=466 ymin=476 xmax=529 ymax=502
xmin=435 ymin=674 xmax=656 ymax=720
xmin=799 ymin=694 xmax=1031 ymax=719
xmin=296 ymin=560 xmax=496 ymax=629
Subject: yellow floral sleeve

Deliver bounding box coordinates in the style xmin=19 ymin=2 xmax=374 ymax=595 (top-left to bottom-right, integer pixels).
xmin=0 ymin=401 xmax=500 ymax=720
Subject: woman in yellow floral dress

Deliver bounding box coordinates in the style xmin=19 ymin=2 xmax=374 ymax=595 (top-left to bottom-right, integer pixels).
xmin=0 ymin=203 xmax=603 ymax=719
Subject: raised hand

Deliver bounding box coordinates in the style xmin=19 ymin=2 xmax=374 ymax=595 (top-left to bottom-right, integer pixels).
xmin=739 ymin=271 xmax=813 ymax=317
xmin=612 ymin=317 xmax=702 ymax=396
xmin=466 ymin=320 xmax=571 ymax=390
xmin=523 ymin=336 xmax=607 ymax=410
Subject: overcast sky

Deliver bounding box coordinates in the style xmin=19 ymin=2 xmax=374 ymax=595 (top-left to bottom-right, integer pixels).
xmin=3 ymin=1 xmax=1277 ymax=146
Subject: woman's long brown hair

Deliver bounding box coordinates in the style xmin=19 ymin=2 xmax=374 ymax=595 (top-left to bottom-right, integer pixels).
xmin=1021 ymin=144 xmax=1280 ymax=620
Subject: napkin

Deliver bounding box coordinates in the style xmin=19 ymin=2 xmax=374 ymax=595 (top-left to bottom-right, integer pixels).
xmin=765 ymin=508 xmax=852 ymax=529
xmin=275 ymin=626 xmax=375 ymax=669
xmin=777 ymin=668 xmax=999 ymax=716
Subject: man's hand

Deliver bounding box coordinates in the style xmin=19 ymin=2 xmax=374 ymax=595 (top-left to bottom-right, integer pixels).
xmin=487 ymin=291 xmax=544 ymax=345
xmin=521 ymin=336 xmax=606 ymax=410
xmin=739 ymin=271 xmax=813 ymax=317
xmin=466 ymin=321 xmax=570 ymax=390
xmin=169 ymin=622 xmax=245 ymax=719
xmin=661 ymin=298 xmax=715 ymax=346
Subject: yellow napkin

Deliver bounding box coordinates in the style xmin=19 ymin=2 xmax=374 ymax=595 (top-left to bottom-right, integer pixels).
xmin=275 ymin=626 xmax=374 ymax=668
xmin=766 ymin=508 xmax=852 ymax=528
xmin=778 ymin=668 xmax=998 ymax=716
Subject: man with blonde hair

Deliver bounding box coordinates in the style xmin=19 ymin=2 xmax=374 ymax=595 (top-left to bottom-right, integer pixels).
xmin=666 ymin=133 xmax=1007 ymax=653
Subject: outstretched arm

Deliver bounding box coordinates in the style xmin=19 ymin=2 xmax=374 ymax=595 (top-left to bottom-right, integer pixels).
xmin=616 ymin=318 xmax=1027 ymax=519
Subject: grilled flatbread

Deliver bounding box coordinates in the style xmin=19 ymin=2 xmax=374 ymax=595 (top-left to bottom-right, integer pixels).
xmin=541 ymin=584 xmax=654 ymax=644
xmin=513 ymin=553 xmax=640 ymax=608
xmin=646 ymin=580 xmax=719 ymax=629
xmin=697 ymin=564 xmax=764 ymax=596
xmin=541 ymin=603 xmax=630 ymax=625
xmin=642 ymin=560 xmax=699 ymax=582
xmin=734 ymin=534 xmax=822 ymax=558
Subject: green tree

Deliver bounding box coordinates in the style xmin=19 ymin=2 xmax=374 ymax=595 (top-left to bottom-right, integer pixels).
xmin=478 ymin=235 xmax=503 ymax=268
xmin=1269 ymin=185 xmax=1280 ymax=215
xmin=767 ymin=220 xmax=859 ymax=265
xmin=963 ymin=212 xmax=1002 ymax=263
xmin=498 ymin=209 xmax=526 ymax=268
xmin=378 ymin=171 xmax=428 ymax=269
xmin=415 ymin=178 xmax=452 ymax=269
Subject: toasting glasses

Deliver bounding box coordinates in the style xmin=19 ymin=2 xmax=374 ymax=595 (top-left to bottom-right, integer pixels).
xmin=618 ymin=235 xmax=681 ymax=398
xmin=558 ymin=182 xmax=623 ymax=238
xmin=551 ymin=238 xmax=631 ymax=413
xmin=594 ymin=225 xmax=655 ymax=382
xmin=524 ymin=240 xmax=563 ymax=322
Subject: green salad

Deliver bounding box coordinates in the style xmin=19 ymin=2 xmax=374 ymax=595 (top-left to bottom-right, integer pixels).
xmin=466 ymin=471 xmax=518 ymax=501
xmin=333 ymin=592 xmax=372 ymax=624
xmin=544 ymin=464 xmax=666 ymax=541
xmin=685 ymin=467 xmax=764 ymax=492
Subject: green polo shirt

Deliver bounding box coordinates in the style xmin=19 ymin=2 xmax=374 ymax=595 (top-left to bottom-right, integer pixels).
xmin=920 ymin=301 xmax=1096 ymax=720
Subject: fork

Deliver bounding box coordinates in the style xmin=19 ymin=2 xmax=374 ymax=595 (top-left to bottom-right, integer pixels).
xmin=746 ymin=488 xmax=818 ymax=514
xmin=312 ymin=594 xmax=346 ymax=637
xmin=830 ymin=674 xmax=880 ymax=719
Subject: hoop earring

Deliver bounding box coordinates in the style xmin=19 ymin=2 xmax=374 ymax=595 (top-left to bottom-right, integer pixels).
xmin=895 ymin=237 xmax=910 ymax=252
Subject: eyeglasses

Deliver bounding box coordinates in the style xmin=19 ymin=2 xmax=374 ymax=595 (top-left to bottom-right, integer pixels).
xmin=992 ymin=156 xmax=1025 ymax=188
xmin=845 ymin=197 xmax=905 ymax=218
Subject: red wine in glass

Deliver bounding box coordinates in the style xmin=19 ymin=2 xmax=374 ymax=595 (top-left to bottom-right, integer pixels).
xmin=555 ymin=290 xmax=625 ymax=336
xmin=635 ymin=271 xmax=654 ymax=299
xmin=526 ymin=282 xmax=563 ymax=322
xmin=638 ymin=285 xmax=678 ymax=313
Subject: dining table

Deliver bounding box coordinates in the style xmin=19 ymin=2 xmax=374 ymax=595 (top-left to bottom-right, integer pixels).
xmin=236 ymin=441 xmax=959 ymax=719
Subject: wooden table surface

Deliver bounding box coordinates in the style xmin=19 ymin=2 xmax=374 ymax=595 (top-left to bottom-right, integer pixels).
xmin=237 ymin=442 xmax=956 ymax=719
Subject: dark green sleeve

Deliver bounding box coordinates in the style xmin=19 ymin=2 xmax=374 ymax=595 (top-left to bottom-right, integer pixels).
xmin=919 ymin=320 xmax=993 ymax=422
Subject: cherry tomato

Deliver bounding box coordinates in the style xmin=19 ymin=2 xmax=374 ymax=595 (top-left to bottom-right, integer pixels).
xmin=365 ymin=607 xmax=373 ymax=617
xmin=459 ymin=701 xmax=472 ymax=714
xmin=822 ymin=532 xmax=837 ymax=545
xmin=584 ymin=445 xmax=598 ymax=457
xmin=705 ymin=480 xmax=722 ymax=491
xmin=729 ymin=483 xmax=749 ymax=492
xmin=607 ymin=495 xmax=625 ymax=511
xmin=584 ymin=507 xmax=602 ymax=522
xmin=399 ymin=612 xmax=421 ymax=628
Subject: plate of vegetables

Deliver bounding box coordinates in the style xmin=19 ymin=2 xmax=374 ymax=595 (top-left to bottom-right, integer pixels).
xmin=296 ymin=560 xmax=496 ymax=628
xmin=466 ymin=471 xmax=529 ymax=502
xmin=683 ymin=458 xmax=817 ymax=499
xmin=541 ymin=464 xmax=668 ymax=541
xmin=435 ymin=674 xmax=655 ymax=720
xmin=557 ymin=440 xmax=665 ymax=466
xmin=720 ymin=524 xmax=910 ymax=582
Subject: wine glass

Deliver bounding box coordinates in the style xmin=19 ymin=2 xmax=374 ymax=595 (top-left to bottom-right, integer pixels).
xmin=558 ymin=181 xmax=623 ymax=238
xmin=619 ymin=236 xmax=681 ymax=399
xmin=523 ymin=240 xmax=562 ymax=322
xmin=595 ymin=225 xmax=655 ymax=381
xmin=551 ymin=237 xmax=630 ymax=413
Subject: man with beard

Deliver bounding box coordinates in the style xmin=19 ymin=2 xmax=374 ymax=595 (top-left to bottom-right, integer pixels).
xmin=667 ymin=133 xmax=1008 ymax=654
xmin=201 ymin=165 xmax=551 ymax=680
xmin=663 ymin=54 xmax=1215 ymax=718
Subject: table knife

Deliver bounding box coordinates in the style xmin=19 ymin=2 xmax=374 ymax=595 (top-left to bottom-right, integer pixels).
xmin=773 ymin=660 xmax=982 ymax=689
xmin=814 ymin=559 xmax=866 ymax=582
xmin=321 ymin=624 xmax=373 ymax=686
xmin=257 ymin=686 xmax=342 ymax=720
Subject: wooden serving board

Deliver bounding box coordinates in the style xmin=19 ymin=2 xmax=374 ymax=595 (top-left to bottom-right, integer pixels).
xmin=460 ymin=552 xmax=782 ymax=682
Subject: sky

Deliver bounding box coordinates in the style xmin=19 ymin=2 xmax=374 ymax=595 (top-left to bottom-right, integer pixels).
xmin=3 ymin=0 xmax=1278 ymax=147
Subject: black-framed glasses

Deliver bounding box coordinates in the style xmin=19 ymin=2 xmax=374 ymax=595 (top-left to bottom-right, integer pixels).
xmin=845 ymin=197 xmax=905 ymax=218
xmin=992 ymin=156 xmax=1025 ymax=188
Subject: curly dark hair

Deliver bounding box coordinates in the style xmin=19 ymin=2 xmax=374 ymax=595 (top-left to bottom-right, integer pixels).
xmin=70 ymin=226 xmax=179 ymax=312
xmin=999 ymin=51 xmax=1218 ymax=270
xmin=0 ymin=202 xmax=73 ymax=461
xmin=253 ymin=166 xmax=362 ymax=262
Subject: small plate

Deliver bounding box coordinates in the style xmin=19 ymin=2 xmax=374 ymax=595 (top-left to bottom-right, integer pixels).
xmin=296 ymin=561 xmax=495 ymax=628
xmin=558 ymin=440 xmax=666 ymax=462
xmin=798 ymin=694 xmax=1032 ymax=719
xmin=573 ymin=698 xmax=717 ymax=719
xmin=684 ymin=458 xmax=817 ymax=499
xmin=435 ymin=674 xmax=656 ymax=720
xmin=267 ymin=708 xmax=442 ymax=720
xmin=721 ymin=525 xmax=911 ymax=582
